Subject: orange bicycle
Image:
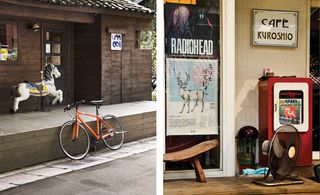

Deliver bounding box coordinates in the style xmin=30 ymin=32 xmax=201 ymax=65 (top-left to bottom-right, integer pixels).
xmin=59 ymin=100 xmax=125 ymax=160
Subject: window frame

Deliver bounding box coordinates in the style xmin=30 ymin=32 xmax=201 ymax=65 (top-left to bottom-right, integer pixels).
xmin=164 ymin=1 xmax=223 ymax=178
xmin=163 ymin=0 xmax=236 ymax=180
xmin=0 ymin=21 xmax=20 ymax=65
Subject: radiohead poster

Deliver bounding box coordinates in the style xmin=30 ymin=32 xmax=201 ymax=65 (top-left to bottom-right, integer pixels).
xmin=164 ymin=3 xmax=220 ymax=58
xmin=166 ymin=58 xmax=219 ymax=135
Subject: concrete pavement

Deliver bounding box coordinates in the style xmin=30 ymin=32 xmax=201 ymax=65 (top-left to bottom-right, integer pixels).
xmin=0 ymin=137 xmax=156 ymax=194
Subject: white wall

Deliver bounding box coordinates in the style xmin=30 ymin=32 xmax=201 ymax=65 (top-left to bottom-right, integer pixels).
xmin=235 ymin=0 xmax=310 ymax=133
xmin=311 ymin=0 xmax=320 ymax=7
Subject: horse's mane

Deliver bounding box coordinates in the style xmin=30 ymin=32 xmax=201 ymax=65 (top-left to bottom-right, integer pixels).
xmin=44 ymin=64 xmax=54 ymax=81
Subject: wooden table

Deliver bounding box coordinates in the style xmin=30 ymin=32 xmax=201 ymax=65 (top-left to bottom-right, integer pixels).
xmin=164 ymin=176 xmax=320 ymax=195
xmin=164 ymin=139 xmax=219 ymax=183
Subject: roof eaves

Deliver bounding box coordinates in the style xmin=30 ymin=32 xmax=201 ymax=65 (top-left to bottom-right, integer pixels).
xmin=32 ymin=0 xmax=154 ymax=14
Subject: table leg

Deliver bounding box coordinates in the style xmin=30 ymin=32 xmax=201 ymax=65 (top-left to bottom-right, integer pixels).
xmin=192 ymin=158 xmax=207 ymax=183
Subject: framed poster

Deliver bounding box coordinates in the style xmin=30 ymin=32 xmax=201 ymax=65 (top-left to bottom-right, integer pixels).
xmin=166 ymin=58 xmax=219 ymax=135
xmin=279 ymin=98 xmax=302 ymax=125
xmin=165 ymin=3 xmax=219 ymax=58
xmin=253 ymin=9 xmax=298 ymax=47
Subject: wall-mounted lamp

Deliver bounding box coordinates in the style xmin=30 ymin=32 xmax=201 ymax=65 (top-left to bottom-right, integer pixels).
xmin=28 ymin=23 xmax=40 ymax=32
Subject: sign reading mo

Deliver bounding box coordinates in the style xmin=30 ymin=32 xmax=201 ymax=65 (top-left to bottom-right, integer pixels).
xmin=111 ymin=33 xmax=122 ymax=50
xmin=253 ymin=10 xmax=298 ymax=47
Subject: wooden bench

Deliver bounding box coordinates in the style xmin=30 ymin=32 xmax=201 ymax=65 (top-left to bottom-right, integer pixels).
xmin=164 ymin=139 xmax=219 ymax=183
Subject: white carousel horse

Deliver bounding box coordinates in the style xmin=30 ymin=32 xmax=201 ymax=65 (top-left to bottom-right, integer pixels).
xmin=11 ymin=63 xmax=63 ymax=113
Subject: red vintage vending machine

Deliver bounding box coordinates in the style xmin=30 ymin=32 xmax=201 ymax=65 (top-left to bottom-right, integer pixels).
xmin=259 ymin=77 xmax=313 ymax=166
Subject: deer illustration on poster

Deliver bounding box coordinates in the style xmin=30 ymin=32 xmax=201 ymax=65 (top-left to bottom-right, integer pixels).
xmin=176 ymin=64 xmax=213 ymax=113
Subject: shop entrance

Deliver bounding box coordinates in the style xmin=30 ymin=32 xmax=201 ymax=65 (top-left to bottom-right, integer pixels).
xmin=42 ymin=27 xmax=70 ymax=103
xmin=310 ymin=8 xmax=320 ymax=154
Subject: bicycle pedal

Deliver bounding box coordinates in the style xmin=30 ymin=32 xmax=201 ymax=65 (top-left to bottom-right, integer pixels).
xmin=115 ymin=131 xmax=127 ymax=134
xmin=101 ymin=134 xmax=109 ymax=139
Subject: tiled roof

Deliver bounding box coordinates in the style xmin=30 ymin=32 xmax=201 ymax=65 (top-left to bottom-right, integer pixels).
xmin=33 ymin=0 xmax=153 ymax=14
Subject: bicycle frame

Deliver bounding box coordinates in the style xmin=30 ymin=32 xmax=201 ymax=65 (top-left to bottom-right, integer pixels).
xmin=72 ymin=110 xmax=113 ymax=141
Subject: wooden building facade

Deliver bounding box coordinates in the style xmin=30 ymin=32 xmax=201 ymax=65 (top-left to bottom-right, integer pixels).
xmin=0 ymin=0 xmax=153 ymax=113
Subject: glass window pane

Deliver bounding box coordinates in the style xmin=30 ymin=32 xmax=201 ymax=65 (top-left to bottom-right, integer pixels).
xmin=48 ymin=31 xmax=63 ymax=42
xmin=0 ymin=24 xmax=18 ymax=61
xmin=52 ymin=44 xmax=61 ymax=54
xmin=138 ymin=31 xmax=153 ymax=49
xmin=309 ymin=7 xmax=320 ymax=151
xmin=165 ymin=1 xmax=221 ymax=171
xmin=46 ymin=32 xmax=50 ymax=41
xmin=46 ymin=56 xmax=61 ymax=65
xmin=279 ymin=90 xmax=303 ymax=125
xmin=46 ymin=44 xmax=51 ymax=53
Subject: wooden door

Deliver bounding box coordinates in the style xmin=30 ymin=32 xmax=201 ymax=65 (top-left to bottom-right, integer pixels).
xmin=42 ymin=27 xmax=70 ymax=103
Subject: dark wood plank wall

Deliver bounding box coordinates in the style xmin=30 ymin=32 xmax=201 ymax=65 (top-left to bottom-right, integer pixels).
xmin=101 ymin=15 xmax=152 ymax=104
xmin=0 ymin=13 xmax=152 ymax=114
xmin=0 ymin=18 xmax=41 ymax=113
xmin=73 ymin=19 xmax=102 ymax=102
xmin=131 ymin=50 xmax=152 ymax=101
xmin=0 ymin=16 xmax=73 ymax=114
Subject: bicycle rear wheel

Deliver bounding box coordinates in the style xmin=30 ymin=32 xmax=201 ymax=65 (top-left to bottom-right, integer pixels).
xmin=59 ymin=120 xmax=90 ymax=160
xmin=100 ymin=115 xmax=125 ymax=150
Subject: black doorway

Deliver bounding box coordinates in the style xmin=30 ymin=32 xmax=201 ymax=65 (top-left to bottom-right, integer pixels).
xmin=310 ymin=8 xmax=320 ymax=152
xmin=42 ymin=27 xmax=70 ymax=103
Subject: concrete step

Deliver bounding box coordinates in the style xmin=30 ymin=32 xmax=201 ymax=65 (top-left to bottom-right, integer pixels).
xmin=0 ymin=101 xmax=156 ymax=173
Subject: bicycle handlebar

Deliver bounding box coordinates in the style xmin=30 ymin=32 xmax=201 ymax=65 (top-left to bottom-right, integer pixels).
xmin=64 ymin=100 xmax=85 ymax=111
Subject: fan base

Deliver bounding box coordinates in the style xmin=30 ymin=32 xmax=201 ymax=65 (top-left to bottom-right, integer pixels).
xmin=253 ymin=177 xmax=304 ymax=186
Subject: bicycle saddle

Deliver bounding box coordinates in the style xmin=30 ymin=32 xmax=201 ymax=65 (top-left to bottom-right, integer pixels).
xmin=90 ymin=100 xmax=103 ymax=105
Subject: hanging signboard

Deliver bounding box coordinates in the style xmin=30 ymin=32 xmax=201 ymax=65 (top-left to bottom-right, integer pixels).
xmin=165 ymin=3 xmax=219 ymax=58
xmin=111 ymin=33 xmax=122 ymax=50
xmin=253 ymin=10 xmax=298 ymax=47
xmin=166 ymin=58 xmax=219 ymax=135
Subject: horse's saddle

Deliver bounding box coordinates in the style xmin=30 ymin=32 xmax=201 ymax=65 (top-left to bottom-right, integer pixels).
xmin=24 ymin=81 xmax=49 ymax=96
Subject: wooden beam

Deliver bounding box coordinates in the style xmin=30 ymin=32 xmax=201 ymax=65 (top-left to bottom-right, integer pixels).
xmin=0 ymin=3 xmax=95 ymax=23
xmin=107 ymin=28 xmax=128 ymax=34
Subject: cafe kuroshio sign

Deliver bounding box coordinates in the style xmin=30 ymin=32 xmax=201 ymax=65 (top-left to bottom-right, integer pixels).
xmin=253 ymin=10 xmax=298 ymax=47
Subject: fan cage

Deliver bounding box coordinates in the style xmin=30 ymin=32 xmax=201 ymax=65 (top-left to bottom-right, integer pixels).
xmin=264 ymin=124 xmax=301 ymax=180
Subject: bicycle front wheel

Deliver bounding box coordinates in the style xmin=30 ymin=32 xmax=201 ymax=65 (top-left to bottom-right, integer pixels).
xmin=59 ymin=120 xmax=90 ymax=160
xmin=100 ymin=115 xmax=125 ymax=150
